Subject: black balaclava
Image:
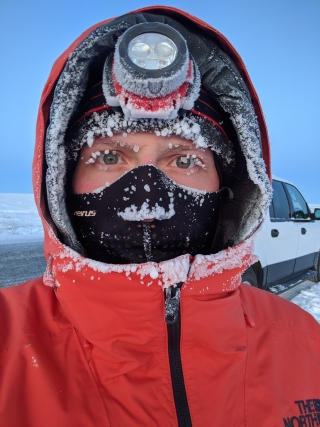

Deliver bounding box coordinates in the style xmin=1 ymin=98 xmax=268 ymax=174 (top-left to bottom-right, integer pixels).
xmin=68 ymin=165 xmax=222 ymax=264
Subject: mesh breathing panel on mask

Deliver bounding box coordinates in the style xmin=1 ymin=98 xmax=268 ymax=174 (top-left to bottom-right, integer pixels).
xmin=68 ymin=165 xmax=221 ymax=264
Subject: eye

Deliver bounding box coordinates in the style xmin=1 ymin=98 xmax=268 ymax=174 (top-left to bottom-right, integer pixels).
xmin=97 ymin=151 xmax=123 ymax=165
xmin=173 ymin=156 xmax=195 ymax=169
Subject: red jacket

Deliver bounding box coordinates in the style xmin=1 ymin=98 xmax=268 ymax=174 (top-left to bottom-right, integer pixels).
xmin=1 ymin=6 xmax=319 ymax=427
xmin=1 ymin=251 xmax=320 ymax=426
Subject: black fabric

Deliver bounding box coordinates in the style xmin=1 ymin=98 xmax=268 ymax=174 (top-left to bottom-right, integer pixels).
xmin=72 ymin=73 xmax=232 ymax=138
xmin=68 ymin=165 xmax=221 ymax=264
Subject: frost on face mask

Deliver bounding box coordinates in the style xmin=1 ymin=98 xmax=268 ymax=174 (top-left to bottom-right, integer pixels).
xmin=117 ymin=197 xmax=175 ymax=221
xmin=68 ymin=165 xmax=222 ymax=264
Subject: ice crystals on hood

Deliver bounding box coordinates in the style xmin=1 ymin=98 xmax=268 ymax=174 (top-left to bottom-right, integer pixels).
xmin=48 ymin=237 xmax=255 ymax=291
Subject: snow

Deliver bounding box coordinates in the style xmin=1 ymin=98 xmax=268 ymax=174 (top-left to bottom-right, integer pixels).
xmin=0 ymin=193 xmax=43 ymax=243
xmin=291 ymin=282 xmax=320 ymax=322
xmin=1 ymin=193 xmax=320 ymax=323
xmin=76 ymin=111 xmax=232 ymax=160
xmin=117 ymin=199 xmax=175 ymax=221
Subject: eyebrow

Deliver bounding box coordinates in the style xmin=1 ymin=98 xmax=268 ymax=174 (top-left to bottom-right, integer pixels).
xmin=86 ymin=139 xmax=208 ymax=154
xmin=98 ymin=140 xmax=127 ymax=147
xmin=85 ymin=140 xmax=133 ymax=151
xmin=158 ymin=144 xmax=207 ymax=154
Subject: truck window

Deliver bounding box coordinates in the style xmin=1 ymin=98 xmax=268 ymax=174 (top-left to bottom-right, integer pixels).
xmin=271 ymin=180 xmax=290 ymax=220
xmin=285 ymin=183 xmax=309 ymax=219
xmin=269 ymin=201 xmax=275 ymax=218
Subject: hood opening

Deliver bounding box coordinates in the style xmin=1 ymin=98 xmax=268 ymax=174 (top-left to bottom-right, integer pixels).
xmin=43 ymin=9 xmax=272 ymax=260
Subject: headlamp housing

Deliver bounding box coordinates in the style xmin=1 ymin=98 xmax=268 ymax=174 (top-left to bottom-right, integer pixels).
xmin=102 ymin=22 xmax=200 ymax=120
xmin=118 ymin=23 xmax=187 ymax=80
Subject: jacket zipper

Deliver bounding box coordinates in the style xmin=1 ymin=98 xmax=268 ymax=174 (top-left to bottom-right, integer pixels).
xmin=165 ymin=283 xmax=192 ymax=427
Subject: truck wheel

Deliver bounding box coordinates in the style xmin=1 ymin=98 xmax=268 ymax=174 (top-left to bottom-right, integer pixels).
xmin=241 ymin=267 xmax=258 ymax=287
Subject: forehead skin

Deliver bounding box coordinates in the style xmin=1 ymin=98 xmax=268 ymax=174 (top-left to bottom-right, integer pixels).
xmin=72 ymin=132 xmax=219 ymax=194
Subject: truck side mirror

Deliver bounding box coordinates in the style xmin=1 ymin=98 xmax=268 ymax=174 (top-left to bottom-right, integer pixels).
xmin=314 ymin=208 xmax=320 ymax=220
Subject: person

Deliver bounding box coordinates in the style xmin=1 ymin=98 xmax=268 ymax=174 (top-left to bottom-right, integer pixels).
xmin=0 ymin=6 xmax=319 ymax=427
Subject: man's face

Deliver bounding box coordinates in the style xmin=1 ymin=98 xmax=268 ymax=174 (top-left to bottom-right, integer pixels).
xmin=73 ymin=133 xmax=219 ymax=194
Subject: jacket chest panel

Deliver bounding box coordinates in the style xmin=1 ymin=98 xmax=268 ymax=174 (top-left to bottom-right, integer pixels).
xmin=180 ymin=289 xmax=247 ymax=426
xmin=244 ymin=324 xmax=320 ymax=427
xmin=53 ymin=264 xmax=250 ymax=426
xmin=0 ymin=329 xmax=109 ymax=427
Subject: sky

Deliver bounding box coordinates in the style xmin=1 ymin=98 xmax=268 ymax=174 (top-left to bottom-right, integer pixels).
xmin=0 ymin=0 xmax=319 ymax=202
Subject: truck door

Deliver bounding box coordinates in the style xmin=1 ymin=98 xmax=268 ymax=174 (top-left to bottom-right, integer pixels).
xmin=266 ymin=180 xmax=299 ymax=284
xmin=284 ymin=183 xmax=318 ymax=273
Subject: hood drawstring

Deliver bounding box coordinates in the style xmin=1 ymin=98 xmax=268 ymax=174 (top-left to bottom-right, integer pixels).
xmin=244 ymin=313 xmax=256 ymax=328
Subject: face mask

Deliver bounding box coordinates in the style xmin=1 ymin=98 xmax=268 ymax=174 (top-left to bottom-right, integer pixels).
xmin=69 ymin=165 xmax=221 ymax=264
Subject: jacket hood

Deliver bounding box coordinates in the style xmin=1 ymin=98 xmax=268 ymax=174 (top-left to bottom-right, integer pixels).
xmin=34 ymin=6 xmax=272 ymax=267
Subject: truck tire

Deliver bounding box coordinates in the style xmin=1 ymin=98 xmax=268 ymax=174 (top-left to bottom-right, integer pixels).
xmin=241 ymin=267 xmax=258 ymax=287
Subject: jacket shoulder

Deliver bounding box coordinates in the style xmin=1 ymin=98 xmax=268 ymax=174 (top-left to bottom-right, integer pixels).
xmin=239 ymin=283 xmax=320 ymax=341
xmin=0 ymin=278 xmax=72 ymax=352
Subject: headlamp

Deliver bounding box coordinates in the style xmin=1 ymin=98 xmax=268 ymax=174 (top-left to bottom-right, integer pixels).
xmin=102 ymin=22 xmax=200 ymax=120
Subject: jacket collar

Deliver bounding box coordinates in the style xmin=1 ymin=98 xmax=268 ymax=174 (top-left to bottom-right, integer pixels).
xmin=44 ymin=236 xmax=255 ymax=293
xmin=42 ymin=237 xmax=254 ymax=353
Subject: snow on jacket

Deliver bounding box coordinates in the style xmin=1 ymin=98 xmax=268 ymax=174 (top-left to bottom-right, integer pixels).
xmin=1 ymin=6 xmax=320 ymax=427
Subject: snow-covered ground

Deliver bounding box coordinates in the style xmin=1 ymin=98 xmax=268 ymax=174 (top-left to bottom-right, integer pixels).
xmin=290 ymin=284 xmax=320 ymax=322
xmin=0 ymin=193 xmax=43 ymax=243
xmin=0 ymin=193 xmax=319 ymax=321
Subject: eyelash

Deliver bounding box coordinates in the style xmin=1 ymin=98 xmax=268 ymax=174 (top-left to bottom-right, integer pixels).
xmin=85 ymin=151 xmax=102 ymax=164
xmin=85 ymin=150 xmax=124 ymax=165
xmin=170 ymin=154 xmax=206 ymax=169
xmin=193 ymin=156 xmax=206 ymax=169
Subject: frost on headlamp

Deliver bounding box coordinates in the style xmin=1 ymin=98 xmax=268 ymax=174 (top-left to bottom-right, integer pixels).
xmin=102 ymin=22 xmax=201 ymax=120
xmin=128 ymin=33 xmax=177 ymax=70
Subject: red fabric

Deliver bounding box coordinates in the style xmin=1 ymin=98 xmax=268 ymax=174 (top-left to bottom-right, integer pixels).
xmin=1 ymin=7 xmax=319 ymax=427
xmin=1 ymin=269 xmax=320 ymax=426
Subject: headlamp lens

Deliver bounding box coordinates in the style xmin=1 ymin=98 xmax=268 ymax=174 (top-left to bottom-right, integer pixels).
xmin=128 ymin=33 xmax=177 ymax=70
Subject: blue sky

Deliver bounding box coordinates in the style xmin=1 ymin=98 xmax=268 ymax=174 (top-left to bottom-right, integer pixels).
xmin=0 ymin=0 xmax=319 ymax=202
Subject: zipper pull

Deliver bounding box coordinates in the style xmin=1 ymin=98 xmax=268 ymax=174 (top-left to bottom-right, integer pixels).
xmin=165 ymin=283 xmax=182 ymax=324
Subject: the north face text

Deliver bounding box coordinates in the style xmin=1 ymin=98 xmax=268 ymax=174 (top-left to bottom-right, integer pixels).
xmin=283 ymin=399 xmax=320 ymax=426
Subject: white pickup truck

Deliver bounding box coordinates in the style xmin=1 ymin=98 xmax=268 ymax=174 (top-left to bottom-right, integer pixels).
xmin=242 ymin=176 xmax=320 ymax=294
